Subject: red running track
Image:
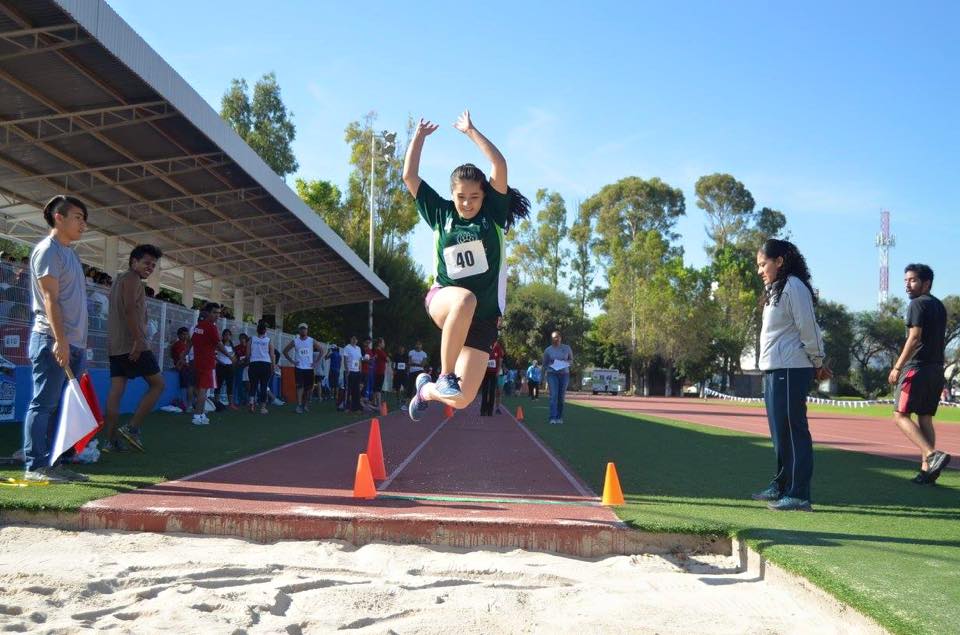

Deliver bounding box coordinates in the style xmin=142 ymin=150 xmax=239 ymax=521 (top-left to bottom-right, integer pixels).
xmin=74 ymin=401 xmax=723 ymax=556
xmin=570 ymin=395 xmax=959 ymax=468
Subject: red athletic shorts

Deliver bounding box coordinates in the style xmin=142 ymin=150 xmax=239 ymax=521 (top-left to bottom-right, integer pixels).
xmin=195 ymin=366 xmax=217 ymax=390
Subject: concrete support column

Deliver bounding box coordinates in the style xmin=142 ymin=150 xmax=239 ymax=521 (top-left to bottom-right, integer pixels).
xmin=182 ymin=266 xmax=195 ymax=309
xmin=275 ymin=302 xmax=284 ymax=331
xmin=103 ymin=236 xmax=118 ymax=275
xmin=253 ymin=295 xmax=263 ymax=322
xmin=233 ymin=287 xmax=245 ymax=323
xmin=210 ymin=278 xmax=223 ymax=304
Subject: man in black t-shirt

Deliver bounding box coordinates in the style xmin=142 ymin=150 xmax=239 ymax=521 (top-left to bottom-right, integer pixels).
xmin=889 ymin=263 xmax=951 ymax=484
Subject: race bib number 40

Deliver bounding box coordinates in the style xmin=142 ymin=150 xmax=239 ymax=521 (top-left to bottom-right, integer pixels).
xmin=443 ymin=240 xmax=488 ymax=279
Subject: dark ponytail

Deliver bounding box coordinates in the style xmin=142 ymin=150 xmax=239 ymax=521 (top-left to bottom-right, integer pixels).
xmin=451 ymin=163 xmax=531 ymax=232
xmin=759 ymin=238 xmax=817 ymax=306
xmin=257 ymin=320 xmax=268 ymax=336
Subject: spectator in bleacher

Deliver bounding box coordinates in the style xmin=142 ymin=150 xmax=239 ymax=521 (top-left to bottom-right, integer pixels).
xmin=214 ymin=329 xmax=238 ymax=410
xmin=23 ymin=195 xmax=90 ymax=483
xmin=189 ymin=303 xmax=231 ymax=426
xmin=342 ymin=335 xmax=363 ymax=413
xmin=103 ymin=244 xmax=165 ymax=453
xmin=234 ymin=333 xmax=250 ymax=408
xmin=170 ymin=326 xmax=193 ymax=412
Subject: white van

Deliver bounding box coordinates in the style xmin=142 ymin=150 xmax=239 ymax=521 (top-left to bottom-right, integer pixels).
xmin=590 ymin=368 xmax=622 ymax=395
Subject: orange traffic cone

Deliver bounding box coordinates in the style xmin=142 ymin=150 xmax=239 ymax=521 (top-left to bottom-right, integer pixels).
xmin=601 ymin=462 xmax=625 ymax=506
xmin=353 ymin=453 xmax=377 ymax=499
xmin=367 ymin=419 xmax=386 ymax=480
xmin=515 ymin=406 xmax=524 ymax=421
xmin=444 ymin=404 xmax=455 ymax=418
xmin=379 ymin=401 xmax=388 ymax=416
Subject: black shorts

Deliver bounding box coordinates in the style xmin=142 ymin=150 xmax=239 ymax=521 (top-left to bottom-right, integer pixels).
xmin=178 ymin=365 xmax=194 ymax=388
xmin=895 ymin=365 xmax=944 ymax=416
xmin=464 ymin=318 xmax=499 ymax=352
xmin=374 ymin=374 xmax=385 ymax=392
xmin=394 ymin=371 xmax=408 ymax=391
xmin=109 ymin=351 xmax=160 ymax=379
xmin=295 ymin=368 xmax=315 ymax=388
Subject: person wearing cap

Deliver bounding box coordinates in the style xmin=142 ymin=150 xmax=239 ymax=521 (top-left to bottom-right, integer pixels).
xmin=283 ymin=323 xmax=323 ymax=414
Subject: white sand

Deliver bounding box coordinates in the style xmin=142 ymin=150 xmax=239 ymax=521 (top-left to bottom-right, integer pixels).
xmin=0 ymin=526 xmax=875 ymax=634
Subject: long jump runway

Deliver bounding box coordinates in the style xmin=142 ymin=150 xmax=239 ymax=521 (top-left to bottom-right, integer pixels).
xmin=571 ymin=395 xmax=959 ymax=467
xmin=76 ymin=402 xmax=723 ymax=557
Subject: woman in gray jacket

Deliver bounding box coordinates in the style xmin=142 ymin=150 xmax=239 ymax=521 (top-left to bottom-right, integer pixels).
xmin=752 ymin=239 xmax=831 ymax=512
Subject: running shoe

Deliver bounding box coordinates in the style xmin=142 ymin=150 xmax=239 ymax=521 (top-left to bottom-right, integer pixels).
xmin=926 ymin=451 xmax=951 ymax=481
xmin=51 ymin=464 xmax=90 ymax=482
xmin=911 ymin=471 xmax=932 ymax=484
xmin=117 ymin=425 xmax=144 ymax=453
xmin=408 ymin=373 xmax=432 ymax=422
xmin=434 ymin=373 xmax=462 ymax=399
xmin=295 ymin=405 xmax=304 ymax=414
xmin=192 ymin=414 xmax=209 ymax=426
xmin=23 ymin=468 xmax=67 ymax=484
xmin=766 ymin=497 xmax=812 ymax=512
xmin=102 ymin=438 xmax=130 ymax=453
xmin=260 ymin=406 xmax=269 ymax=415
xmin=750 ymin=484 xmax=782 ymax=501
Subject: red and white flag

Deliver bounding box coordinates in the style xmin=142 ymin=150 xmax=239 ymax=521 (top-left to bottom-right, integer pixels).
xmin=50 ymin=368 xmax=98 ymax=465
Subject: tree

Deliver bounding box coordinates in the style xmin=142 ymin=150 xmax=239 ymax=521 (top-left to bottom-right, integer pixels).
xmin=295 ymin=178 xmax=344 ymax=235
xmin=220 ymin=72 xmax=298 ymax=178
xmin=568 ymin=202 xmax=595 ymax=321
xmin=341 ymin=114 xmax=418 ymax=254
xmin=816 ymin=300 xmax=854 ymax=388
xmin=695 ymin=173 xmax=755 ymax=252
xmin=584 ymin=176 xmax=686 ymax=395
xmin=501 ymin=282 xmax=586 ymax=376
xmin=850 ymin=300 xmax=906 ymax=397
xmin=708 ymin=243 xmax=764 ymax=391
xmin=943 ymin=295 xmax=960 ymax=390
xmin=508 ymin=189 xmax=570 ymax=287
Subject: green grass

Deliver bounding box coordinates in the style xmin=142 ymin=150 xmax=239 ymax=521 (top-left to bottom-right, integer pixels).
xmin=709 ymin=397 xmax=960 ymax=423
xmin=0 ymin=400 xmax=365 ymax=511
xmin=510 ymin=396 xmax=960 ymax=635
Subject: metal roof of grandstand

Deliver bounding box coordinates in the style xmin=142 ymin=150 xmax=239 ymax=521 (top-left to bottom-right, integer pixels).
xmin=0 ymin=0 xmax=388 ymax=310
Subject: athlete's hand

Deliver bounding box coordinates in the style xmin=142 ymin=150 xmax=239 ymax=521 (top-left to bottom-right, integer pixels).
xmin=815 ymin=366 xmax=833 ymax=382
xmin=414 ymin=118 xmax=439 ymax=138
xmin=129 ymin=338 xmax=145 ymax=362
xmin=888 ymin=368 xmax=901 ymax=385
xmin=52 ymin=338 xmax=69 ymax=368
xmin=453 ymin=109 xmax=475 ymax=134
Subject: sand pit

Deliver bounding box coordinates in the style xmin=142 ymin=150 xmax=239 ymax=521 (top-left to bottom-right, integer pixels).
xmin=0 ymin=526 xmax=877 ymax=634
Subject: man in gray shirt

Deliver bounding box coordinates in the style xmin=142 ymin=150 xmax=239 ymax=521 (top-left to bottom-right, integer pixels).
xmin=23 ymin=195 xmax=91 ymax=483
xmin=543 ymin=331 xmax=574 ymax=424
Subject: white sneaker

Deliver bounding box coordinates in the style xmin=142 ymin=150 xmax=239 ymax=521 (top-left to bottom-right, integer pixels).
xmin=192 ymin=414 xmax=209 ymax=426
xmin=272 ymin=398 xmax=285 ymax=406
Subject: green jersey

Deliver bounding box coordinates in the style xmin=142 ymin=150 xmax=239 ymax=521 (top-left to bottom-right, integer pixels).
xmin=416 ymin=180 xmax=509 ymax=320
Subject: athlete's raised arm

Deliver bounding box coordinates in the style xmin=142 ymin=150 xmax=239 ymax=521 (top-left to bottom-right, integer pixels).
xmin=453 ymin=110 xmax=507 ymax=194
xmin=402 ymin=117 xmax=439 ymax=197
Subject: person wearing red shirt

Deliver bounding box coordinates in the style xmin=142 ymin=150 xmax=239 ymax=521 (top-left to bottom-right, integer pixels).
xmin=480 ymin=338 xmax=503 ymax=417
xmin=188 ymin=303 xmax=230 ymax=426
xmin=372 ymin=337 xmax=389 ymax=409
xmin=170 ymin=326 xmax=193 ymax=412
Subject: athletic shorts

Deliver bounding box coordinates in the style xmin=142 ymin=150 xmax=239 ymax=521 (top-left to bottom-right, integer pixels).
xmin=109 ymin=351 xmax=160 ymax=379
xmin=195 ymin=366 xmax=217 ymax=390
xmin=178 ymin=365 xmax=194 ymax=388
xmin=895 ymin=365 xmax=944 ymax=416
xmin=394 ymin=371 xmax=408 ymax=392
xmin=424 ymin=285 xmax=500 ymax=353
xmin=295 ymin=368 xmax=314 ymax=388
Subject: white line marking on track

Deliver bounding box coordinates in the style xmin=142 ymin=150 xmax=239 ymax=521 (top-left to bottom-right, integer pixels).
xmin=180 ymin=414 xmax=375 ymax=482
xmin=378 ymin=415 xmax=453 ymax=490
xmin=506 ymin=409 xmax=596 ymax=498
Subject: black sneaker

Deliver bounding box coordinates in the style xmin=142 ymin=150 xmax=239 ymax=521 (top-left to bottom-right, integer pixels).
xmin=911 ymin=471 xmax=932 ymax=484
xmin=926 ymin=451 xmax=951 ymax=481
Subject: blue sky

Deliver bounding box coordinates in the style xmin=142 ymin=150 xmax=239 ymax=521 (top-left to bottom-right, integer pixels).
xmin=109 ymin=0 xmax=959 ymax=312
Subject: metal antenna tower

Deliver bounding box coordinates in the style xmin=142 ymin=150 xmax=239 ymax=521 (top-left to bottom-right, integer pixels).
xmin=875 ymin=210 xmax=895 ymax=306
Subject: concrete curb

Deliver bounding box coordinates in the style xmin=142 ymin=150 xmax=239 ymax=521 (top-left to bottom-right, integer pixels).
xmin=734 ymin=538 xmax=889 ymax=634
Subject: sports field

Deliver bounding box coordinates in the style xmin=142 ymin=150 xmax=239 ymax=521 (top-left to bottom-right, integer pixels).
xmin=509 ymin=395 xmax=959 ymax=635
xmin=716 ymin=398 xmax=960 ymax=423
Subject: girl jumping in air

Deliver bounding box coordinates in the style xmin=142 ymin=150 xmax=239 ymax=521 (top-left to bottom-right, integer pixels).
xmin=403 ymin=110 xmax=529 ymax=420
